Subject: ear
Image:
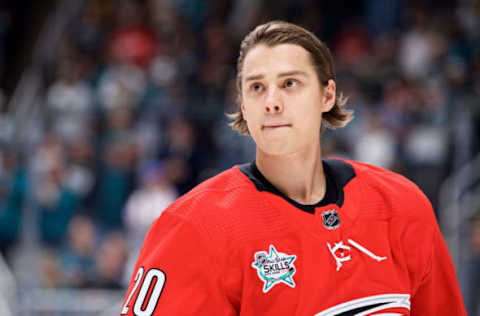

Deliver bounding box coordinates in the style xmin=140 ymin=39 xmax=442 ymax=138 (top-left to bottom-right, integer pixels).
xmin=241 ymin=103 xmax=246 ymax=117
xmin=321 ymin=79 xmax=336 ymax=113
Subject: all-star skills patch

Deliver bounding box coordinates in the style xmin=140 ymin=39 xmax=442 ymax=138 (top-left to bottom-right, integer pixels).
xmin=251 ymin=245 xmax=297 ymax=293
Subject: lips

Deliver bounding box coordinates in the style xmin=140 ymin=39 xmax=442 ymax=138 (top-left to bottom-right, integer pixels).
xmin=262 ymin=123 xmax=291 ymax=129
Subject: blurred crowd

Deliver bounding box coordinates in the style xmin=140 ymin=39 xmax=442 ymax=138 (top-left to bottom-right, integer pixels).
xmin=0 ymin=0 xmax=480 ymax=312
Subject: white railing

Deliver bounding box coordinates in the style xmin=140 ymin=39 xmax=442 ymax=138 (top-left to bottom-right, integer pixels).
xmin=0 ymin=254 xmax=15 ymax=316
xmin=439 ymin=153 xmax=480 ymax=263
xmin=438 ymin=153 xmax=480 ymax=312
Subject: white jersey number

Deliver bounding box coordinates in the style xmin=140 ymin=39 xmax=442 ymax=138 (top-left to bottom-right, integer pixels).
xmin=121 ymin=267 xmax=166 ymax=315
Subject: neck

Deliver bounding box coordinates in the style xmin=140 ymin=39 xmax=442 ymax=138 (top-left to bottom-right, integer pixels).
xmin=255 ymin=145 xmax=326 ymax=205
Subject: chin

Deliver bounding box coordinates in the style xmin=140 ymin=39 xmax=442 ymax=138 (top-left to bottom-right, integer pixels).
xmin=258 ymin=142 xmax=294 ymax=157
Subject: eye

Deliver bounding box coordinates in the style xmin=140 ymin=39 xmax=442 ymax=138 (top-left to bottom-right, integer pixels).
xmin=284 ymin=79 xmax=298 ymax=88
xmin=250 ymin=83 xmax=264 ymax=93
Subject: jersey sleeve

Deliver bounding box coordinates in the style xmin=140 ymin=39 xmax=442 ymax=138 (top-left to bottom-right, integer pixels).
xmin=408 ymin=210 xmax=467 ymax=315
xmin=120 ymin=211 xmax=237 ymax=316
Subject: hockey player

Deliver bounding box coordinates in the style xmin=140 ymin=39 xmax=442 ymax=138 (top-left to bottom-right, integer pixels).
xmin=120 ymin=21 xmax=466 ymax=315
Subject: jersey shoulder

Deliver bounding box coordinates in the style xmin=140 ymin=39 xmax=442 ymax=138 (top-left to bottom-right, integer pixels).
xmin=336 ymin=158 xmax=436 ymax=224
xmin=158 ymin=166 xmax=291 ymax=244
xmin=167 ymin=166 xmax=254 ymax=218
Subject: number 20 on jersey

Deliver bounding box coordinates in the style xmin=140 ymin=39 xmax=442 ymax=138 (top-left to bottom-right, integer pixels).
xmin=121 ymin=267 xmax=166 ymax=316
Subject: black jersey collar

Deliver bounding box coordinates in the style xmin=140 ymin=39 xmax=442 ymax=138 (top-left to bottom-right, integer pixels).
xmin=238 ymin=159 xmax=355 ymax=214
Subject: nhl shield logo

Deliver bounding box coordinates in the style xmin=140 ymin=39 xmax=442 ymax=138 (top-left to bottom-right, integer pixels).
xmin=322 ymin=209 xmax=340 ymax=230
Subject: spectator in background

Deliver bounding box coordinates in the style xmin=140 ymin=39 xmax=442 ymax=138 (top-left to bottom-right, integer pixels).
xmin=333 ymin=24 xmax=370 ymax=72
xmin=95 ymin=104 xmax=137 ymax=231
xmin=64 ymin=136 xmax=96 ymax=209
xmin=136 ymin=34 xmax=186 ymax=165
xmin=96 ymin=1 xmax=153 ymax=112
xmin=59 ymin=215 xmax=96 ymax=288
xmin=398 ymin=7 xmax=436 ymax=80
xmin=353 ymin=114 xmax=396 ymax=170
xmin=109 ymin=0 xmax=156 ymax=70
xmin=96 ymin=59 xmax=145 ymax=112
xmin=123 ymin=160 xmax=177 ymax=284
xmin=88 ymin=232 xmax=128 ymax=289
xmin=365 ymin=0 xmax=402 ymax=38
xmin=124 ymin=160 xmax=177 ymax=247
xmin=140 ymin=41 xmax=186 ymax=126
xmin=96 ymin=136 xmax=137 ymax=231
xmin=45 ymin=58 xmax=95 ymax=143
xmin=159 ymin=117 xmax=213 ymax=194
xmin=33 ymin=135 xmax=81 ymax=246
xmin=188 ymin=21 xmax=235 ymax=126
xmin=0 ymin=148 xmax=26 ymax=263
xmin=39 ymin=249 xmax=63 ymax=288
xmin=70 ymin=0 xmax=106 ymax=60
xmin=36 ymin=160 xmax=81 ymax=246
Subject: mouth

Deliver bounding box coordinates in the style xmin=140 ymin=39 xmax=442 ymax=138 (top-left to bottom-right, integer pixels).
xmin=262 ymin=123 xmax=291 ymax=130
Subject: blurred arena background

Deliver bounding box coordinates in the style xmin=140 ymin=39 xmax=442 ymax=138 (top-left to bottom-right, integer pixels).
xmin=0 ymin=0 xmax=479 ymax=315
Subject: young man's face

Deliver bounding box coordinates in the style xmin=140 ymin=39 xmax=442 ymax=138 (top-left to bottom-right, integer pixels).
xmin=241 ymin=43 xmax=335 ymax=156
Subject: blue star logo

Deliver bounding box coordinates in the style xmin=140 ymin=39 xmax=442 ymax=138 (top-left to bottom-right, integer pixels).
xmin=251 ymin=245 xmax=297 ymax=293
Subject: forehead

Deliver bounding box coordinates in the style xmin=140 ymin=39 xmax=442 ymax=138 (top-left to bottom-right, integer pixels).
xmin=242 ymin=43 xmax=314 ymax=77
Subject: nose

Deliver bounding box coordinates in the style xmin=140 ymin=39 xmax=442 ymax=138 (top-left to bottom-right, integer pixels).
xmin=264 ymin=87 xmax=283 ymax=114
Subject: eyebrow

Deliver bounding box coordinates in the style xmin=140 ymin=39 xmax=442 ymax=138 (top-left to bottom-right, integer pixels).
xmin=244 ymin=70 xmax=308 ymax=82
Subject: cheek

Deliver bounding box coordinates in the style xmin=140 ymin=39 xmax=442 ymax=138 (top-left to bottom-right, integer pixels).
xmin=241 ymin=107 xmax=258 ymax=135
xmin=242 ymin=101 xmax=260 ymax=122
xmin=295 ymin=107 xmax=323 ymax=137
xmin=291 ymin=96 xmax=323 ymax=123
xmin=299 ymin=118 xmax=320 ymax=140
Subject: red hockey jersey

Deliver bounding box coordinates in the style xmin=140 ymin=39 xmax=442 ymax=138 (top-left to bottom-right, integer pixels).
xmin=120 ymin=159 xmax=466 ymax=315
